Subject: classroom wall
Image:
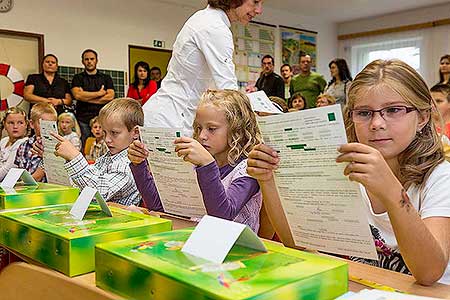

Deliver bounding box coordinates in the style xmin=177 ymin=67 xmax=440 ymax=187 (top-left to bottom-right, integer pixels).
xmin=337 ymin=2 xmax=450 ymax=35
xmin=0 ymin=0 xmax=337 ymax=80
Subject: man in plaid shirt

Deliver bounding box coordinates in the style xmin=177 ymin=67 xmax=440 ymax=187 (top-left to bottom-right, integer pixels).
xmin=14 ymin=103 xmax=58 ymax=182
xmin=53 ymin=98 xmax=142 ymax=206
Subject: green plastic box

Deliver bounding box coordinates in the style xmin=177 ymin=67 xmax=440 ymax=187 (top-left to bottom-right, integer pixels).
xmin=95 ymin=229 xmax=348 ymax=300
xmin=0 ymin=183 xmax=79 ymax=210
xmin=0 ymin=204 xmax=172 ymax=276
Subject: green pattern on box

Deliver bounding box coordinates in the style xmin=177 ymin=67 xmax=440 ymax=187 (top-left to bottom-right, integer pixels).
xmin=95 ymin=229 xmax=348 ymax=300
xmin=0 ymin=204 xmax=171 ymax=276
xmin=0 ymin=183 xmax=79 ymax=210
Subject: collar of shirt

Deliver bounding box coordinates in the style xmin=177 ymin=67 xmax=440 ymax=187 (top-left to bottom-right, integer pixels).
xmin=102 ymin=147 xmax=129 ymax=162
xmin=206 ymin=5 xmax=231 ymax=28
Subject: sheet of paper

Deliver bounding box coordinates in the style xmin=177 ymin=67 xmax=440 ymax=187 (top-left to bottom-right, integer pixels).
xmin=0 ymin=168 xmax=37 ymax=188
xmin=182 ymin=215 xmax=266 ymax=263
xmin=247 ymin=91 xmax=282 ymax=114
xmin=70 ymin=186 xmax=112 ymax=220
xmin=257 ymin=105 xmax=377 ymax=259
xmin=139 ymin=127 xmax=207 ymax=219
xmin=342 ymin=289 xmax=442 ymax=300
xmin=40 ymin=120 xmax=71 ymax=186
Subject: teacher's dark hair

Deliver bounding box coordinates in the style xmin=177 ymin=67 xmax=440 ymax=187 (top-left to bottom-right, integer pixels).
xmin=208 ymin=0 xmax=244 ymax=11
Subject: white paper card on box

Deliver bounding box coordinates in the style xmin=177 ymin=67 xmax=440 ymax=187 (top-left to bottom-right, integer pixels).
xmin=181 ymin=215 xmax=267 ymax=263
xmin=1 ymin=168 xmax=37 ymax=188
xmin=70 ymin=186 xmax=112 ymax=220
xmin=247 ymin=90 xmax=282 ymax=114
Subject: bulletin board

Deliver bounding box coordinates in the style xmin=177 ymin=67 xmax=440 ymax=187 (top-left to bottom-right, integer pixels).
xmin=128 ymin=45 xmax=172 ymax=84
xmin=231 ymin=21 xmax=276 ymax=91
xmin=280 ymin=25 xmax=318 ymax=75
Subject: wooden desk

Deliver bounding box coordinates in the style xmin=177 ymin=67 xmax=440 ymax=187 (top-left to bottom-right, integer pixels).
xmin=5 ymin=214 xmax=450 ymax=299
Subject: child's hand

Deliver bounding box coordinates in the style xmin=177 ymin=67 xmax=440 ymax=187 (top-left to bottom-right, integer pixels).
xmin=336 ymin=143 xmax=401 ymax=201
xmin=174 ymin=137 xmax=214 ymax=167
xmin=51 ymin=132 xmax=80 ymax=161
xmin=31 ymin=137 xmax=44 ymax=158
xmin=247 ymin=144 xmax=280 ymax=182
xmin=128 ymin=140 xmax=149 ymax=165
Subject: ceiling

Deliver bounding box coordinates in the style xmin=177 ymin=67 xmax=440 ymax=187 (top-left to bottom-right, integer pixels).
xmin=159 ymin=0 xmax=449 ymax=23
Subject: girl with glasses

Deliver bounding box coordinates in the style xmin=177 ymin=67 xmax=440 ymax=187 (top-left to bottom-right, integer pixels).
xmin=247 ymin=59 xmax=450 ymax=285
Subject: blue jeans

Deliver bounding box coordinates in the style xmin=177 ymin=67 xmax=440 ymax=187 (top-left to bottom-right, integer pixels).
xmin=79 ymin=120 xmax=91 ymax=152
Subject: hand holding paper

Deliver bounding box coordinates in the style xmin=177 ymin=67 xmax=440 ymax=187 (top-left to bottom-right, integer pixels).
xmin=128 ymin=140 xmax=149 ymax=165
xmin=174 ymin=137 xmax=215 ymax=167
xmin=247 ymin=143 xmax=280 ymax=182
xmin=51 ymin=132 xmax=80 ymax=161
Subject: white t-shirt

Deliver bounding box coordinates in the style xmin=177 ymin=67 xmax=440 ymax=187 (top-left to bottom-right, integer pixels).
xmin=142 ymin=5 xmax=238 ymax=136
xmin=353 ymin=161 xmax=450 ymax=284
xmin=0 ymin=136 xmax=28 ymax=181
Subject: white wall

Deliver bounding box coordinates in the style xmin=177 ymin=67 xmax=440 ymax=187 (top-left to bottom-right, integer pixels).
xmin=338 ymin=2 xmax=450 ymax=35
xmin=0 ymin=0 xmax=337 ymax=80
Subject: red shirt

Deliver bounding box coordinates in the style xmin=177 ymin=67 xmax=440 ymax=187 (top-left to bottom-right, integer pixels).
xmin=126 ymin=80 xmax=157 ymax=105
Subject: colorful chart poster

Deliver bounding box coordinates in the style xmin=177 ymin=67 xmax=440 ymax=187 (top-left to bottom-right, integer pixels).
xmin=280 ymin=26 xmax=318 ymax=74
xmin=232 ymin=21 xmax=276 ymax=91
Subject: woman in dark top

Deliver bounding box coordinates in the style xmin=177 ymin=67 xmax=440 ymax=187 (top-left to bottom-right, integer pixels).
xmin=127 ymin=61 xmax=157 ymax=105
xmin=23 ymin=54 xmax=72 ymax=115
xmin=438 ymin=54 xmax=450 ymax=86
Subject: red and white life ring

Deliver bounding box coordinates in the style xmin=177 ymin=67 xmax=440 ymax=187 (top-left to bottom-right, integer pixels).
xmin=0 ymin=63 xmax=24 ymax=111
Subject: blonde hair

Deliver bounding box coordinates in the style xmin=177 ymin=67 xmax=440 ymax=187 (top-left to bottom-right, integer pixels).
xmin=3 ymin=106 xmax=28 ymax=124
xmin=98 ymin=98 xmax=144 ymax=131
xmin=193 ymin=89 xmax=262 ymax=165
xmin=30 ymin=103 xmax=57 ymax=122
xmin=89 ymin=116 xmax=100 ymax=127
xmin=317 ymin=93 xmax=336 ymax=105
xmin=58 ymin=112 xmax=81 ymax=137
xmin=345 ymin=59 xmax=444 ymax=189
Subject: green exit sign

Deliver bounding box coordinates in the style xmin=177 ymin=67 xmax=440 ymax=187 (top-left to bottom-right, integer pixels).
xmin=153 ymin=40 xmax=165 ymax=48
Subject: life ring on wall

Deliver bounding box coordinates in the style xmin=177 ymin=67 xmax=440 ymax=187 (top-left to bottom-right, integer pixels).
xmin=0 ymin=63 xmax=24 ymax=111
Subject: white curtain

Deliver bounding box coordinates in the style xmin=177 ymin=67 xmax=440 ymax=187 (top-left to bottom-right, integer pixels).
xmin=338 ymin=24 xmax=450 ymax=87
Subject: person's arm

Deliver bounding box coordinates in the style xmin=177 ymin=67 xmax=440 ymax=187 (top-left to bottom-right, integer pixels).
xmin=276 ymin=77 xmax=285 ymax=99
xmin=32 ymin=166 xmax=46 ymax=182
xmin=144 ymin=81 xmax=158 ymax=102
xmin=0 ymin=145 xmax=20 ymax=180
xmin=194 ymin=25 xmax=238 ymax=90
xmin=63 ymin=93 xmax=72 ymax=106
xmin=337 ymin=143 xmax=450 ymax=285
xmin=289 ymin=78 xmax=295 ymax=97
xmin=23 ymin=85 xmax=61 ymax=106
xmin=318 ymin=75 xmax=327 ymax=93
xmin=196 ymin=161 xmax=259 ymax=220
xmin=247 ymin=144 xmax=296 ymax=247
xmin=129 ymin=162 xmax=163 ymax=211
xmin=71 ymin=86 xmax=105 ymax=102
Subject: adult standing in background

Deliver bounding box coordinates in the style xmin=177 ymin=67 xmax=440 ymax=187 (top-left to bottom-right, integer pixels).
xmin=71 ymin=49 xmax=115 ymax=147
xmin=290 ymin=54 xmax=326 ymax=108
xmin=248 ymin=55 xmax=284 ymax=99
xmin=24 ymin=54 xmax=72 ymax=115
xmin=438 ymin=54 xmax=450 ymax=86
xmin=142 ymin=0 xmax=264 ymax=136
xmin=150 ymin=67 xmax=163 ymax=90
xmin=127 ymin=61 xmax=157 ymax=105
xmin=324 ymin=58 xmax=352 ymax=106
xmin=280 ymin=64 xmax=292 ymax=100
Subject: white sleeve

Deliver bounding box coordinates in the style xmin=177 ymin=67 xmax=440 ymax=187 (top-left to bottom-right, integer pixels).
xmin=194 ymin=25 xmax=238 ymax=90
xmin=420 ymin=163 xmax=450 ymax=219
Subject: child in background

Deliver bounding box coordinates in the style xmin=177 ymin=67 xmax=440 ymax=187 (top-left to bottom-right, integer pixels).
xmin=316 ymin=93 xmax=336 ymax=107
xmin=430 ymin=84 xmax=450 ymax=138
xmin=288 ymin=92 xmax=307 ymax=112
xmin=0 ymin=107 xmax=29 ymax=180
xmin=52 ymin=98 xmax=142 ymax=206
xmin=247 ymin=60 xmax=450 ymax=285
xmin=14 ymin=103 xmax=57 ymax=182
xmin=128 ymin=90 xmax=263 ymax=232
xmin=58 ymin=112 xmax=81 ymax=150
xmin=86 ymin=116 xmax=108 ymax=161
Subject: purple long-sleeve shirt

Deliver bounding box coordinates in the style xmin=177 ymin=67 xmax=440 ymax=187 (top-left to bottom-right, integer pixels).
xmin=130 ymin=159 xmax=259 ymax=220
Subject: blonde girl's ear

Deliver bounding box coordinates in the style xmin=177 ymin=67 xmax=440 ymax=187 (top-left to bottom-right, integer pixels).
xmin=417 ymin=109 xmax=431 ymax=132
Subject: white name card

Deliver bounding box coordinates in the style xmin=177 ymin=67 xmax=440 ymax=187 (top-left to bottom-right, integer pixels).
xmin=69 ymin=186 xmax=112 ymax=220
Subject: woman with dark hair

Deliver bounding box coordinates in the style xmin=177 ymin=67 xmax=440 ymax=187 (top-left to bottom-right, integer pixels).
xmin=24 ymin=54 xmax=72 ymax=115
xmin=142 ymin=0 xmax=264 ymax=136
xmin=438 ymin=54 xmax=450 ymax=86
xmin=127 ymin=61 xmax=157 ymax=105
xmin=324 ymin=58 xmax=352 ymax=106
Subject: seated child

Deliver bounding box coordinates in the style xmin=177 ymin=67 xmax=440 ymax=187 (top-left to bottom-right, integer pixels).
xmin=430 ymin=83 xmax=450 ymax=138
xmin=288 ymin=92 xmax=307 ymax=112
xmin=85 ymin=116 xmax=108 ymax=161
xmin=0 ymin=107 xmax=28 ymax=180
xmin=53 ymin=98 xmax=142 ymax=206
xmin=58 ymin=112 xmax=81 ymax=150
xmin=14 ymin=103 xmax=57 ymax=182
xmin=316 ymin=93 xmax=336 ymax=107
xmin=247 ymin=59 xmax=450 ymax=285
xmin=128 ymin=89 xmax=263 ymax=232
